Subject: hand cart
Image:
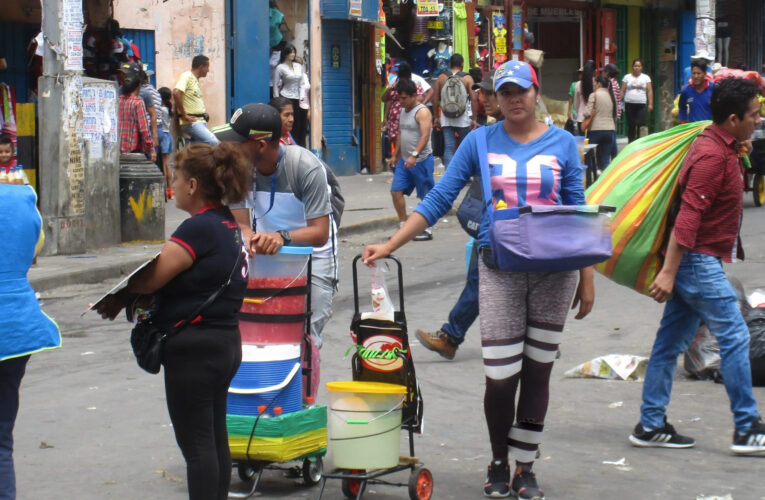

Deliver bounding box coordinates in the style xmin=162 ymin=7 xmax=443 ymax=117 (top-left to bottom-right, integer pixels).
xmin=228 ymin=254 xmax=326 ymax=499
xmin=746 ymin=137 xmax=765 ymax=206
xmin=315 ymin=255 xmax=433 ymax=500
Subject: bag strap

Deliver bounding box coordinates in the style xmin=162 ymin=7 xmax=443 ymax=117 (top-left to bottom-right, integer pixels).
xmin=476 ymin=127 xmax=492 ymax=207
xmin=165 ymin=248 xmax=244 ymax=339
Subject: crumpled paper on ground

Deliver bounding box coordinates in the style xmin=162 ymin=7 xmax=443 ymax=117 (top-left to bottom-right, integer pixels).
xmin=696 ymin=495 xmax=733 ymax=500
xmin=564 ymin=354 xmax=648 ymax=381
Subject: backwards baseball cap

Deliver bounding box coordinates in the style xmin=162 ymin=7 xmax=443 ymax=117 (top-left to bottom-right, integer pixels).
xmin=118 ymin=61 xmax=141 ymax=86
xmin=472 ymin=70 xmax=497 ymax=92
xmin=493 ymin=61 xmax=539 ymax=92
xmin=213 ymin=103 xmax=283 ymax=143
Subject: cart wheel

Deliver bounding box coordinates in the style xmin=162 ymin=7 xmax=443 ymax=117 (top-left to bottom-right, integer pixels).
xmin=237 ymin=463 xmax=260 ymax=482
xmin=341 ymin=472 xmax=365 ymax=499
xmin=408 ymin=467 xmax=434 ymax=500
xmin=301 ymin=457 xmax=323 ymax=486
xmin=754 ymin=174 xmax=764 ymax=207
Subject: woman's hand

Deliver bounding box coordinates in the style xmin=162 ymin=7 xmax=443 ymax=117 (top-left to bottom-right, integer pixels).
xmin=362 ymin=243 xmax=392 ymax=267
xmin=95 ymin=292 xmax=128 ymax=321
xmin=572 ymin=267 xmax=594 ymax=319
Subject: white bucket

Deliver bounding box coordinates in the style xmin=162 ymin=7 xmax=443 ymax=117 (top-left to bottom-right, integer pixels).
xmin=326 ymin=381 xmax=407 ymax=469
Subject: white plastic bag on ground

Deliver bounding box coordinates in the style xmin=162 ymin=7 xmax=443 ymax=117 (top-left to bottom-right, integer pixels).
xmin=564 ymin=354 xmax=648 ymax=381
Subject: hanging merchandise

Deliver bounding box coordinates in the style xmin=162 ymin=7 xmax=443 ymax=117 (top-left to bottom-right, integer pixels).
xmin=417 ymin=0 xmax=440 ymax=17
xmin=428 ymin=5 xmax=451 ymax=40
xmin=269 ymin=7 xmax=285 ymax=48
xmin=453 ymin=1 xmax=469 ymax=72
xmin=431 ymin=42 xmax=452 ymax=78
xmin=492 ymin=13 xmax=508 ymax=67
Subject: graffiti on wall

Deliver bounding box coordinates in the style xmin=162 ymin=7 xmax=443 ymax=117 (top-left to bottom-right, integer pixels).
xmin=174 ymin=34 xmax=206 ymax=60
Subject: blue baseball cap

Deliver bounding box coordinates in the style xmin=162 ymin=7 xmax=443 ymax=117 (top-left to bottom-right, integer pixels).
xmin=493 ymin=61 xmax=539 ymax=92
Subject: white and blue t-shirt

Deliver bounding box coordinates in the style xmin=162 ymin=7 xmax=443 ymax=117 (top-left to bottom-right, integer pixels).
xmin=414 ymin=122 xmax=585 ymax=249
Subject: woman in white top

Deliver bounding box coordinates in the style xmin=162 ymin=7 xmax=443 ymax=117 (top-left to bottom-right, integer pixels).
xmin=272 ymin=44 xmax=308 ymax=147
xmin=620 ymin=59 xmax=653 ymax=143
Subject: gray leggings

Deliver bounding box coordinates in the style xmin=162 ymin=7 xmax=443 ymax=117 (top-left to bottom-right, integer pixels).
xmin=478 ymin=258 xmax=578 ymax=463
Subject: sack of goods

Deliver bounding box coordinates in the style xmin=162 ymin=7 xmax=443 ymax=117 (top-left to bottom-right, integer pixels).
xmin=585 ymin=121 xmax=711 ymax=296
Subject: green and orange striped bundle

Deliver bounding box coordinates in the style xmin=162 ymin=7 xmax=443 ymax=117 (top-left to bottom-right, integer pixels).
xmin=585 ymin=121 xmax=711 ymax=296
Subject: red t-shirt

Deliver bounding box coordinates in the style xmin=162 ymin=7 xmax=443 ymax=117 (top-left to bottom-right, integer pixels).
xmin=673 ymin=125 xmax=744 ymax=262
xmin=1 ymin=159 xmax=17 ymax=174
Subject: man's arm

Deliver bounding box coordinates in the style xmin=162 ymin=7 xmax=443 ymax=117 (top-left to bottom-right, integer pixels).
xmin=147 ymin=105 xmax=159 ymax=151
xmin=464 ymin=75 xmax=478 ymax=129
xmin=0 ymin=58 xmax=6 ymax=71
xmin=648 ymin=232 xmax=688 ymax=302
xmin=647 ymin=81 xmax=654 ymax=112
xmin=407 ymin=107 xmax=432 ymax=168
xmin=172 ymin=88 xmax=194 ymax=123
xmin=420 ymin=87 xmax=434 ymax=105
xmin=432 ymin=74 xmax=445 ymax=126
xmin=250 ymin=215 xmax=330 ymax=255
xmin=678 ymin=88 xmax=688 ymax=123
xmin=135 ymin=101 xmax=155 ymax=161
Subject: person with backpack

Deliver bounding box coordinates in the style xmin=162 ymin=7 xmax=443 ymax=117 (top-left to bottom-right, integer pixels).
xmin=215 ymin=103 xmax=341 ymax=399
xmin=433 ymin=54 xmax=478 ymax=169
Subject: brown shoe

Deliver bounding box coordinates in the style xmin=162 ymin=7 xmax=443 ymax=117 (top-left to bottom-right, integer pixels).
xmin=415 ymin=329 xmax=457 ymax=360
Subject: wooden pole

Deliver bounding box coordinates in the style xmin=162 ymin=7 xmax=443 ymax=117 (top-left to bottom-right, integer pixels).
xmin=309 ymin=0 xmax=323 ymax=153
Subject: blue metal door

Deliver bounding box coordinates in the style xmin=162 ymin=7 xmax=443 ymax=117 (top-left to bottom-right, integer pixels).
xmin=676 ymin=11 xmax=695 ymax=95
xmin=322 ymin=20 xmax=358 ymax=175
xmin=226 ymin=0 xmax=270 ymax=118
xmin=122 ymin=29 xmax=156 ymax=87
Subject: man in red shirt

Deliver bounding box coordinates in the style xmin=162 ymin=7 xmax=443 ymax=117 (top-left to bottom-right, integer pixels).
xmin=629 ymin=78 xmax=765 ymax=455
xmin=118 ymin=67 xmax=155 ymax=161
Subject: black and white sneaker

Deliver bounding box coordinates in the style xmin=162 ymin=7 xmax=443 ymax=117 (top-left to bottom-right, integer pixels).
xmin=512 ymin=470 xmax=545 ymax=500
xmin=413 ymin=227 xmax=433 ymax=241
xmin=628 ymin=419 xmax=695 ymax=448
xmin=483 ymin=460 xmax=510 ymax=498
xmin=731 ymin=417 xmax=765 ymax=455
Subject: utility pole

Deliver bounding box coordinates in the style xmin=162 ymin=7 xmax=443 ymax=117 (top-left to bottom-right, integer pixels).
xmin=695 ymin=0 xmax=716 ymax=59
xmin=309 ymin=0 xmax=323 ymax=155
xmin=38 ymin=0 xmax=120 ymax=255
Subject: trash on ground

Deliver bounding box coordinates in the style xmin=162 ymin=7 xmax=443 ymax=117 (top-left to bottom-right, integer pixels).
xmin=602 ymin=457 xmax=628 ymax=466
xmin=696 ymin=494 xmax=733 ymax=500
xmin=748 ymin=289 xmax=765 ymax=308
xmin=564 ymin=354 xmax=647 ymax=380
xmin=608 ymin=401 xmax=624 ymax=408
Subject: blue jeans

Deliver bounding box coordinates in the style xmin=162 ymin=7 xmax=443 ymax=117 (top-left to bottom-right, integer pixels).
xmin=640 ymin=253 xmax=760 ymax=433
xmin=441 ymin=242 xmax=479 ymax=345
xmin=0 ymin=355 xmax=29 ymax=500
xmin=182 ymin=121 xmax=219 ymax=145
xmin=587 ymin=129 xmax=616 ymax=172
xmin=442 ymin=126 xmax=470 ymax=169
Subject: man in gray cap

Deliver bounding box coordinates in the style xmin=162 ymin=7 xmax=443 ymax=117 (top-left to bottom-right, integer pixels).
xmin=214 ymin=104 xmax=336 ymax=399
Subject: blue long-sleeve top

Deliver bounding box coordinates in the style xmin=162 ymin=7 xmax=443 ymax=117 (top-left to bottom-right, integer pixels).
xmin=414 ymin=122 xmax=586 ymax=250
xmin=678 ymin=81 xmax=714 ymax=123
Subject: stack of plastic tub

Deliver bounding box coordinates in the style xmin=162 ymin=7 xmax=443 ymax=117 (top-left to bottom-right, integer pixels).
xmin=226 ymin=246 xmax=327 ymax=465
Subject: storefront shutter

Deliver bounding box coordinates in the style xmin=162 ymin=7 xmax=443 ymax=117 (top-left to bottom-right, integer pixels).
xmin=122 ymin=29 xmax=156 ymax=87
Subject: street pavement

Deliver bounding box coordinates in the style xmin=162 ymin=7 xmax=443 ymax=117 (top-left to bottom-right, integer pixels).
xmin=14 ymin=172 xmax=765 ymax=499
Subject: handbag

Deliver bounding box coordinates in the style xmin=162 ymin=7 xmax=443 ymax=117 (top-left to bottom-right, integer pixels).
xmin=456 ymin=178 xmax=483 ymax=238
xmin=130 ymin=251 xmax=244 ymax=374
xmin=475 ymin=126 xmax=614 ymax=273
xmin=581 ymin=92 xmax=597 ymax=134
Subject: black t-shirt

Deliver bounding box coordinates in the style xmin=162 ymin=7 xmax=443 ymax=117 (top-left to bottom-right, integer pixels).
xmin=153 ymin=206 xmax=247 ymax=329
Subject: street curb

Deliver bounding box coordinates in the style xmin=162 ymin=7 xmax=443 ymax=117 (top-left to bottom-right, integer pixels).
xmin=29 ymin=255 xmax=155 ymax=293
xmin=31 ymin=209 xmax=459 ymax=293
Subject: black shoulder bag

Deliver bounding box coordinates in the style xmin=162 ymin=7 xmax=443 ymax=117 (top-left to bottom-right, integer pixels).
xmin=130 ymin=251 xmax=244 ymax=374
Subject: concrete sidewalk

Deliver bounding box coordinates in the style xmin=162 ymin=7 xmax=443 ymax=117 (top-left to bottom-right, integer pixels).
xmin=28 ymin=171 xmax=423 ymax=292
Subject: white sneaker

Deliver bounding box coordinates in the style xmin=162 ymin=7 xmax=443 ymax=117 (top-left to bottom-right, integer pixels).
xmin=413 ymin=227 xmax=433 ymax=241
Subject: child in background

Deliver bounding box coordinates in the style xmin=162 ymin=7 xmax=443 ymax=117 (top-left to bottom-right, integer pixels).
xmin=0 ymin=135 xmax=16 ymax=174
xmin=157 ymin=87 xmax=174 ymax=199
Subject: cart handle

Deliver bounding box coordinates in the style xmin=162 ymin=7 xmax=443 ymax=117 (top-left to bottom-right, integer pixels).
xmin=352 ymin=254 xmax=405 ymax=317
xmin=228 ymin=362 xmax=301 ymax=394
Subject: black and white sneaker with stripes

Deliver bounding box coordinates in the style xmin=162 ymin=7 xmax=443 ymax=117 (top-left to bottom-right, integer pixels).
xmin=628 ymin=419 xmax=696 ymax=448
xmin=731 ymin=417 xmax=765 ymax=455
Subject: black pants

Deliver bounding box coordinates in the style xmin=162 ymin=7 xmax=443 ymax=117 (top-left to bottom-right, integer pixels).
xmin=163 ymin=325 xmax=242 ymax=500
xmin=625 ymin=103 xmax=647 ymax=143
xmin=288 ymin=98 xmax=308 ymax=148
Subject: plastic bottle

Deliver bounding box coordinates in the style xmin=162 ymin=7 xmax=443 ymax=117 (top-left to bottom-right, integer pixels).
xmin=0 ymin=168 xmax=7 ymax=184
xmin=13 ymin=166 xmax=24 ymax=185
xmin=17 ymin=164 xmax=29 ymax=185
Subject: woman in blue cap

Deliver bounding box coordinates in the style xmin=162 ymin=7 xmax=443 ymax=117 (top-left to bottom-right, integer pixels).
xmin=0 ymin=183 xmax=61 ymax=500
xmin=363 ymin=60 xmax=595 ymax=500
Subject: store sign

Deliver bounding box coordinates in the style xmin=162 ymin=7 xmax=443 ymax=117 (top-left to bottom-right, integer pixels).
xmin=331 ymin=45 xmax=341 ymax=68
xmin=526 ymin=7 xmax=580 ymax=18
xmin=350 ymin=0 xmax=362 ymax=17
xmin=417 ymin=0 xmax=439 ymax=17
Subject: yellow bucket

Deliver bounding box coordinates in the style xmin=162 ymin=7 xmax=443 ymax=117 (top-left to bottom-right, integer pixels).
xmin=326 ymin=381 xmax=407 ymax=469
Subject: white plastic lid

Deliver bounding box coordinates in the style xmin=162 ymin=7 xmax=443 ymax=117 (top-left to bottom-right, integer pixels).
xmin=241 ymin=343 xmax=301 ymax=362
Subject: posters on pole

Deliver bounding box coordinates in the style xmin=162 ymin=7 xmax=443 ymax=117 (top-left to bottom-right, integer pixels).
xmin=62 ymin=0 xmax=84 ymax=71
xmin=350 ymin=0 xmax=362 ymax=17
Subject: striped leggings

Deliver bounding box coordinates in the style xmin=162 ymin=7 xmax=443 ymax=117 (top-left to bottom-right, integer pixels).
xmin=478 ymin=259 xmax=578 ymax=463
